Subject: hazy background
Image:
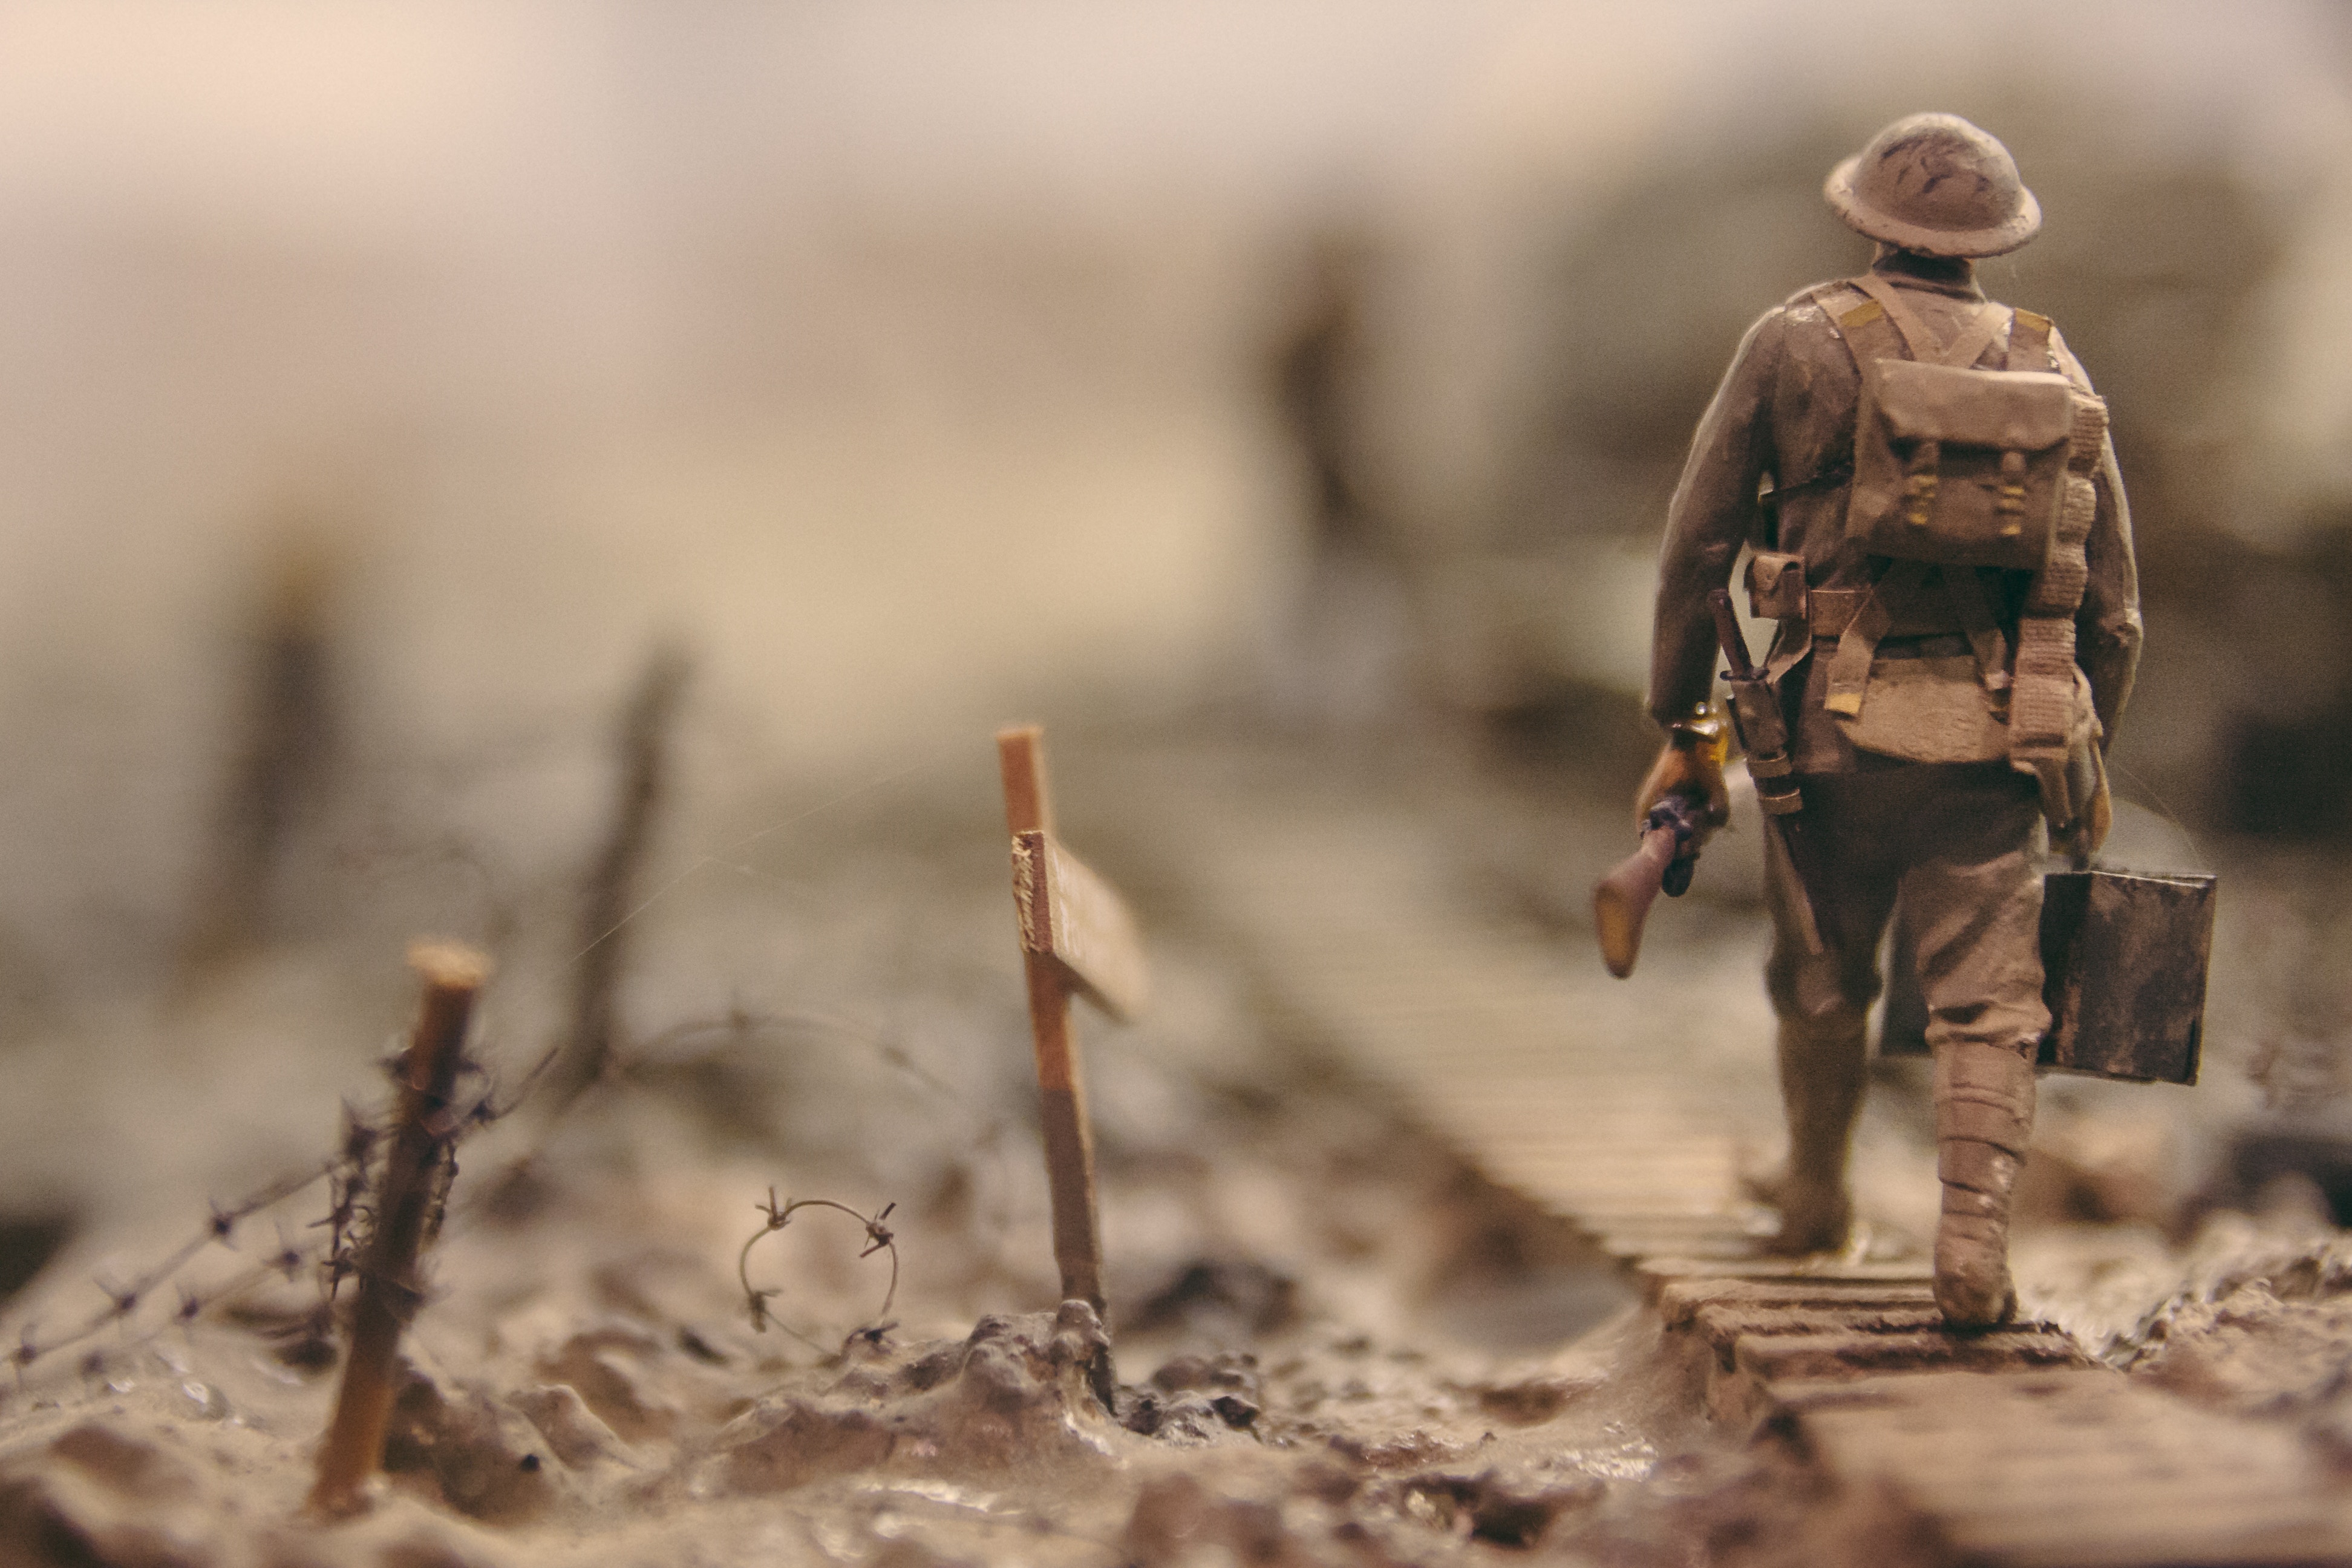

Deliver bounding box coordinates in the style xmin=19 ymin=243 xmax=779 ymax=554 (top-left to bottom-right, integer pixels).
xmin=0 ymin=0 xmax=2347 ymax=1005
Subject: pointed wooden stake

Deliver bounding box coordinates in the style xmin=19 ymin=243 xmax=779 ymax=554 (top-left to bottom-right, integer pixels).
xmin=309 ymin=941 xmax=488 ymax=1518
xmin=998 ymin=726 xmax=1147 ymax=1313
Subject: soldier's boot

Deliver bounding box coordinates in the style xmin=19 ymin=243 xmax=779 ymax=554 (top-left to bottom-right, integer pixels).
xmin=1761 ymin=1011 xmax=1867 ymax=1255
xmin=1932 ymin=1039 xmax=2037 ymax=1328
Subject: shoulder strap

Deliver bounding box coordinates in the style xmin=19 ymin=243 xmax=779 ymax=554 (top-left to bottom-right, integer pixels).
xmin=1823 ymin=558 xmax=1934 ymax=716
xmin=1849 ymin=274 xmax=1947 ymax=362
xmin=1811 ymin=279 xmax=1866 ymax=317
xmin=1851 ymin=273 xmax=2014 ymax=370
xmin=1830 ymin=283 xmax=1906 ymax=369
xmin=2005 ymin=308 xmax=2054 ymax=371
xmin=1938 ymin=303 xmax=2009 ymax=371
xmin=1941 ymin=564 xmax=2013 ymax=694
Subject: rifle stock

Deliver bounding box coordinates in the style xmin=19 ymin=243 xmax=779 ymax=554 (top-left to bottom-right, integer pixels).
xmin=1595 ymin=795 xmax=1702 ymax=978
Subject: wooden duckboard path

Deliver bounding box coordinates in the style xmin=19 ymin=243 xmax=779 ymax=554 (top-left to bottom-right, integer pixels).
xmin=1782 ymin=1370 xmax=2352 ymax=1567
xmin=1146 ymin=774 xmax=2352 ymax=1566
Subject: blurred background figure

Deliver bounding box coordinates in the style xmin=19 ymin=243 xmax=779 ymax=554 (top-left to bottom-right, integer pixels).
xmin=177 ymin=530 xmax=344 ymax=980
xmin=1263 ymin=227 xmax=1415 ymax=730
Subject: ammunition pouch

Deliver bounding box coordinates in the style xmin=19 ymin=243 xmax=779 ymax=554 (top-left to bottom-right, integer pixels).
xmin=2006 ymin=395 xmax=2111 ymax=845
xmin=1746 ymin=551 xmax=1809 ymax=621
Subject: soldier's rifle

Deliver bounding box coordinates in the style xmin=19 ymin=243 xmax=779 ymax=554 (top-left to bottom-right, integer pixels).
xmin=1594 ymin=589 xmax=1839 ymax=977
xmin=1594 ymin=792 xmax=1707 ymax=978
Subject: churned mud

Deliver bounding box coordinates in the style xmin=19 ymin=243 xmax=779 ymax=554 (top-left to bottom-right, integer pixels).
xmin=1 ymin=721 xmax=2347 ymax=1566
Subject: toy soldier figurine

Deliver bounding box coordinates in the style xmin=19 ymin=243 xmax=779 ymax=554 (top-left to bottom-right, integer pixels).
xmin=1639 ymin=113 xmax=2141 ymax=1325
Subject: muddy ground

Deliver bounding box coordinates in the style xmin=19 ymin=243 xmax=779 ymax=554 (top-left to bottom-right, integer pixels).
xmin=2 ymin=711 xmax=2350 ymax=1567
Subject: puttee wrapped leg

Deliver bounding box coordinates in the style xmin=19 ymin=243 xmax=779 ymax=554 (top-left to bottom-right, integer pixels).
xmin=1762 ymin=1011 xmax=1866 ymax=1255
xmin=1932 ymin=1039 xmax=2037 ymax=1327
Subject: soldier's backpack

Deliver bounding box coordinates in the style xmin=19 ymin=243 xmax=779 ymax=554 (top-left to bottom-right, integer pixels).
xmin=1840 ymin=276 xmax=2091 ymax=572
xmin=1815 ymin=273 xmax=2113 ymax=841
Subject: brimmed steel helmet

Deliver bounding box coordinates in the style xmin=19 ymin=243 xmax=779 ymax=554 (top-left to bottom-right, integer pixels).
xmin=1824 ymin=113 xmax=2041 ymax=258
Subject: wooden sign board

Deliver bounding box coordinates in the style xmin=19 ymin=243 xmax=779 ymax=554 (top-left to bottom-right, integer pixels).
xmin=1012 ymin=829 xmax=1148 ymax=1023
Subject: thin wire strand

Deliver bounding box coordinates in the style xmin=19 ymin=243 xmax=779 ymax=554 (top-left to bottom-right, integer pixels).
xmin=569 ymin=760 xmax=935 ymax=964
xmin=2109 ymin=757 xmax=2211 ymax=872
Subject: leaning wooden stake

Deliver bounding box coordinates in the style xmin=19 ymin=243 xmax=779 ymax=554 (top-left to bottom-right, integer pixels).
xmin=997 ymin=726 xmax=1148 ymax=1313
xmin=549 ymin=647 xmax=690 ymax=1112
xmin=309 ymin=941 xmax=489 ymax=1518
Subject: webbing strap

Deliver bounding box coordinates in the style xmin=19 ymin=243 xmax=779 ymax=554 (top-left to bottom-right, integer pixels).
xmin=1824 ymin=558 xmax=1933 ymax=716
xmin=1824 ymin=282 xmax=1932 ymax=719
xmin=2005 ymin=309 xmax=2054 ymax=371
xmin=1940 ymin=564 xmax=2013 ymax=694
xmin=1838 ymin=292 xmax=1907 ymax=373
xmin=1939 ymin=303 xmax=2009 ymax=371
xmin=1849 ymin=273 xmax=2007 ymax=368
xmin=1851 ymin=274 xmax=1942 ymax=362
xmin=1754 ymin=282 xmax=1875 ymax=688
xmin=1765 ymin=618 xmax=1813 ymax=687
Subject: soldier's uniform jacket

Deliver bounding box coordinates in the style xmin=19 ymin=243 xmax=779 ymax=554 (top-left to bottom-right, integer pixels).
xmin=1648 ymin=253 xmax=2142 ymax=773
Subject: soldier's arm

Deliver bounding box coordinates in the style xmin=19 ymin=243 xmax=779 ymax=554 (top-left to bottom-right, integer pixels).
xmin=2051 ymin=329 xmax=2143 ymax=745
xmin=1647 ymin=308 xmax=1785 ymax=729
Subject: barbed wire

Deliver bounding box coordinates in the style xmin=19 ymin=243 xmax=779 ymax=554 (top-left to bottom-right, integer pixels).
xmin=6 ymin=1182 xmax=332 ymax=1388
xmin=737 ymin=1189 xmax=900 ymax=1355
xmin=2 ymin=992 xmax=967 ymax=1391
xmin=1 ymin=1031 xmax=546 ymax=1392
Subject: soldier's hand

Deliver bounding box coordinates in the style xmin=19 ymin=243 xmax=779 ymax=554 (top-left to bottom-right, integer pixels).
xmin=1635 ymin=708 xmax=1731 ymax=840
xmin=2083 ymin=769 xmax=2112 ymax=855
xmin=2050 ymin=753 xmax=2113 ymax=864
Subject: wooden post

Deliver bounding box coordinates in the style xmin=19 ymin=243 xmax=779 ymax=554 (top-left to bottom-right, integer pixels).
xmin=309 ymin=941 xmax=488 ymax=1517
xmin=549 ymin=646 xmax=689 ymax=1112
xmin=998 ymin=725 xmax=1104 ymax=1312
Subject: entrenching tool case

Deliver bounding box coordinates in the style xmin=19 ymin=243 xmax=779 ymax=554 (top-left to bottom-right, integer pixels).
xmin=1877 ymin=866 xmax=2214 ymax=1084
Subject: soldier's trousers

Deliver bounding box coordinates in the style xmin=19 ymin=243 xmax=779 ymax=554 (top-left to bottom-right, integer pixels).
xmin=1763 ymin=759 xmax=2048 ymax=1050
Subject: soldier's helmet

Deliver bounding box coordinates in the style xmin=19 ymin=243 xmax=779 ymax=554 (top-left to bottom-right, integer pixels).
xmin=1824 ymin=113 xmax=2041 ymax=258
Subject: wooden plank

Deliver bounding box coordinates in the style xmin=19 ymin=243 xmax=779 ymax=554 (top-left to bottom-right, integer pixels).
xmin=1694 ymin=1302 xmax=1949 ymax=1348
xmin=1735 ymin=1327 xmax=2084 ymax=1384
xmin=1657 ymin=1278 xmax=1938 ymax=1328
xmin=1784 ymin=1371 xmax=2352 ymax=1567
xmin=1942 ymin=1501 xmax=2352 ymax=1568
xmin=1635 ymin=1257 xmax=1935 ymax=1304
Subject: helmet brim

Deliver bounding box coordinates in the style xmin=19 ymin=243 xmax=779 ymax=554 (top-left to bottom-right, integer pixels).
xmin=1824 ymin=153 xmax=2042 ymax=259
